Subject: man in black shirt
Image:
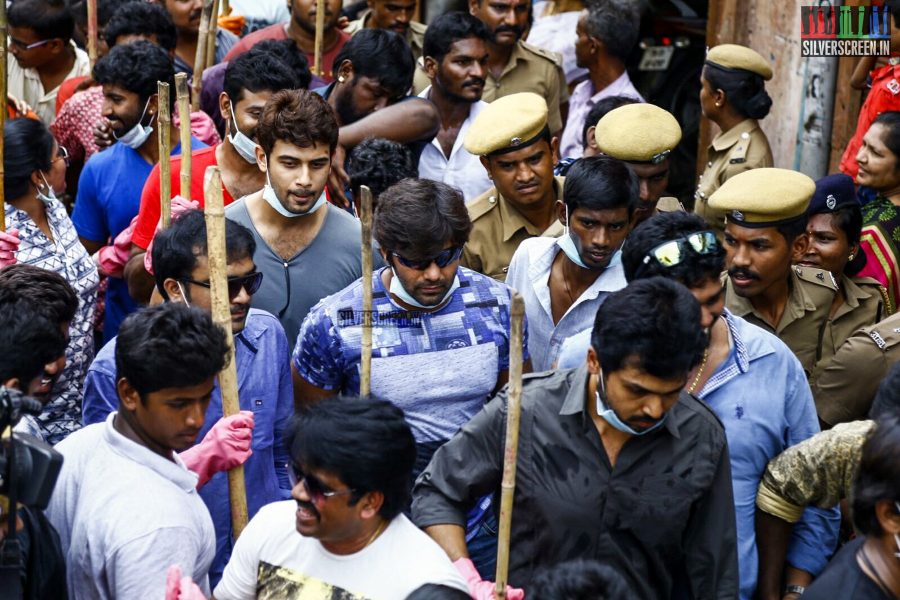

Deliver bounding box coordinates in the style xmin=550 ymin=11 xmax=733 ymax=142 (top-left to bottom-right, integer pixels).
xmin=412 ymin=277 xmax=739 ymax=599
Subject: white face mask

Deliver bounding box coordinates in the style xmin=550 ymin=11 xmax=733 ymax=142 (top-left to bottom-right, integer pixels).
xmin=388 ymin=267 xmax=460 ymax=310
xmin=114 ymin=96 xmax=155 ymax=149
xmin=557 ymin=204 xmax=589 ymax=269
xmin=36 ymin=172 xmax=58 ymax=205
xmin=229 ymin=103 xmax=260 ymax=164
xmin=176 ymin=281 xmax=191 ymax=307
xmin=261 ymin=158 xmax=327 ymax=218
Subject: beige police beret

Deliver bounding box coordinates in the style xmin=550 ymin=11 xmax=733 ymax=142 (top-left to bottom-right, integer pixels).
xmin=708 ymin=168 xmax=815 ymax=227
xmin=464 ymin=92 xmax=549 ymax=156
xmin=595 ymin=103 xmax=682 ymax=164
xmin=706 ymin=44 xmax=773 ymax=81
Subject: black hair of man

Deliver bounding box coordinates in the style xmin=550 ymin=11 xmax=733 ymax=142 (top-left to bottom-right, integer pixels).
xmin=374 ymin=178 xmax=472 ymax=260
xmin=590 ymin=276 xmax=706 ymax=379
xmin=0 ymin=264 xmax=78 ymax=327
xmin=115 ymin=302 xmax=229 ymax=400
xmin=252 ymin=39 xmax=313 ymax=90
xmin=582 ymin=0 xmax=641 ymax=61
xmin=333 ymin=28 xmax=415 ymax=97
xmin=773 ymin=215 xmax=810 ymax=246
xmin=9 ymin=0 xmax=75 ymax=43
xmin=563 ymin=155 xmax=639 ymax=217
xmin=405 ymin=584 xmax=471 ymax=600
xmin=581 ymin=95 xmax=639 ymax=148
xmin=0 ymin=295 xmax=67 ymax=388
xmin=257 ymin=88 xmax=339 ymax=156
xmin=93 ymin=40 xmax=176 ymax=112
xmin=851 ymin=412 xmax=900 ymax=535
xmin=103 ymin=1 xmax=177 ymax=51
xmin=4 ymin=118 xmax=56 ymax=200
xmin=151 ymin=209 xmax=257 ymax=301
xmin=869 ymin=362 xmax=900 ymax=420
xmin=70 ymin=0 xmax=130 ymax=29
xmin=622 ymin=211 xmax=725 ymax=286
xmin=529 ymin=559 xmax=630 ymax=600
xmin=423 ymin=12 xmax=490 ymax=65
xmin=224 ymin=47 xmax=305 ymax=106
xmin=285 ymin=395 xmax=417 ymax=521
xmin=348 ymin=138 xmax=417 ymax=201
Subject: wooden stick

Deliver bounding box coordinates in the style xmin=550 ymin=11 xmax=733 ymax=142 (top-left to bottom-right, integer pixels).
xmin=313 ymin=0 xmax=325 ymax=76
xmin=157 ymin=82 xmax=172 ymax=228
xmin=494 ymin=292 xmax=525 ymax=600
xmin=86 ymin=0 xmax=98 ymax=69
xmin=205 ymin=0 xmax=219 ymax=78
xmin=191 ymin=0 xmax=215 ymax=112
xmin=221 ymin=0 xmax=230 ymax=15
xmin=175 ymin=73 xmax=192 ymax=200
xmin=204 ymin=166 xmax=249 ymax=539
xmin=0 ymin=0 xmax=7 ymax=232
xmin=359 ymin=185 xmax=374 ymax=397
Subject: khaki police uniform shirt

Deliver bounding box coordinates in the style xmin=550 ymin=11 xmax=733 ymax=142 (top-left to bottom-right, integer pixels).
xmin=694 ymin=119 xmax=774 ymax=237
xmin=345 ymin=10 xmax=427 ymax=61
xmin=412 ymin=40 xmax=568 ymax=134
xmin=813 ymin=311 xmax=900 ymax=426
xmin=724 ymin=265 xmax=838 ymax=375
xmin=462 ymin=176 xmax=565 ymax=281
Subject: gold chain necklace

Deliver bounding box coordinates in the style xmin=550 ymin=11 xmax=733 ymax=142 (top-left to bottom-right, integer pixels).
xmin=688 ymin=348 xmax=710 ymax=394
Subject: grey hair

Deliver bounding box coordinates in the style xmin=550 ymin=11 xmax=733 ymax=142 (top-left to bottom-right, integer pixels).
xmin=583 ymin=0 xmax=642 ymax=61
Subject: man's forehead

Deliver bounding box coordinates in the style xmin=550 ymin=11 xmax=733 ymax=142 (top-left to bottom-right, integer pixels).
xmin=627 ymin=159 xmax=670 ymax=177
xmin=571 ymin=205 xmax=630 ymax=220
xmin=234 ymin=89 xmax=274 ymax=109
xmin=447 ymin=37 xmax=488 ymax=58
xmin=724 ymin=223 xmax=782 ymax=243
xmin=272 ymin=139 xmax=332 ymax=160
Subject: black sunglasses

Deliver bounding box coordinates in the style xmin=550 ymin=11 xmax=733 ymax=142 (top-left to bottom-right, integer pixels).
xmin=180 ymin=271 xmax=263 ymax=300
xmin=286 ymin=463 xmax=356 ymax=504
xmin=392 ymin=246 xmax=463 ymax=271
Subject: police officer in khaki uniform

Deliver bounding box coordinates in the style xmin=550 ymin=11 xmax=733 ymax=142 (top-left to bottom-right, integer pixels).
xmin=695 ymin=44 xmax=774 ymax=237
xmin=344 ymin=0 xmax=428 ymax=61
xmin=711 ymin=168 xmax=838 ymax=374
xmin=593 ymin=103 xmax=684 ymax=225
xmin=462 ymin=93 xmax=563 ymax=280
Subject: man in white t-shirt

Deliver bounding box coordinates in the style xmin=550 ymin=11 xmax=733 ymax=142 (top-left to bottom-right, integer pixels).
xmin=213 ymin=396 xmax=468 ymax=600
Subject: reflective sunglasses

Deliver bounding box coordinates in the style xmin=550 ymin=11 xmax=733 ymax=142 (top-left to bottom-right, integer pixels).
xmin=286 ymin=462 xmax=356 ymax=503
xmin=392 ymin=246 xmax=463 ymax=271
xmin=180 ymin=271 xmax=263 ymax=300
xmin=641 ymin=231 xmax=718 ymax=269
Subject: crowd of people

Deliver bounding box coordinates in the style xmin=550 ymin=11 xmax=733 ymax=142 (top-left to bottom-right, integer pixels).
xmin=1 ymin=0 xmax=900 ymax=599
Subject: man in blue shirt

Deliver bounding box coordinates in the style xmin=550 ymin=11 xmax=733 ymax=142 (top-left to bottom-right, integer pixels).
xmin=72 ymin=40 xmax=206 ymax=342
xmin=619 ymin=211 xmax=839 ymax=600
xmin=81 ymin=210 xmax=293 ymax=586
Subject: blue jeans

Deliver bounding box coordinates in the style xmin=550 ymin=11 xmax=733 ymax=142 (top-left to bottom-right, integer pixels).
xmin=466 ymin=499 xmax=499 ymax=580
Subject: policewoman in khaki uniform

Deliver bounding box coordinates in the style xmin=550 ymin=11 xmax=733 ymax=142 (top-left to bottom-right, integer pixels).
xmin=695 ymin=44 xmax=774 ymax=236
xmin=462 ymin=93 xmax=563 ymax=281
xmin=711 ymin=168 xmax=838 ymax=375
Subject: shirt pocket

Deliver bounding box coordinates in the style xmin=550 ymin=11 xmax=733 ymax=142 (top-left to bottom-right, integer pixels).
xmin=243 ymin=393 xmax=275 ymax=450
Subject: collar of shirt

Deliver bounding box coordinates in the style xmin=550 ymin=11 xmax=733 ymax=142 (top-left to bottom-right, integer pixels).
xmin=696 ymin=308 xmax=774 ymax=396
xmin=493 ymin=40 xmax=532 ymax=80
xmin=498 ymin=176 xmax=566 ymax=241
xmin=834 ymin=275 xmax=875 ymax=319
xmin=711 ymin=118 xmax=761 ymax=152
xmin=102 ymin=412 xmax=199 ymax=492
xmin=234 ymin=308 xmax=272 ymax=355
xmin=418 ymin=85 xmax=488 ymax=159
xmin=571 ymin=70 xmax=640 ymax=106
xmin=725 ymin=269 xmax=817 ymax=332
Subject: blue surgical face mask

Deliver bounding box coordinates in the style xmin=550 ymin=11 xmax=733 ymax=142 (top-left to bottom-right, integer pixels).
xmin=36 ymin=172 xmax=59 ymax=205
xmin=114 ymin=96 xmax=155 ymax=149
xmin=262 ymin=159 xmax=327 ymax=218
xmin=389 ymin=267 xmax=460 ymax=310
xmin=557 ymin=204 xmax=589 ymax=269
xmin=594 ymin=370 xmax=667 ymax=436
xmin=229 ymin=103 xmax=260 ymax=164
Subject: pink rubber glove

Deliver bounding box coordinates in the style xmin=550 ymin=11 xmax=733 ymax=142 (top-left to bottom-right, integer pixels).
xmin=453 ymin=557 xmax=525 ymax=600
xmin=95 ymin=217 xmax=137 ymax=277
xmin=144 ymin=196 xmax=200 ymax=275
xmin=164 ymin=565 xmax=207 ymax=600
xmin=0 ymin=229 xmax=20 ymax=268
xmin=179 ymin=410 xmax=254 ymax=489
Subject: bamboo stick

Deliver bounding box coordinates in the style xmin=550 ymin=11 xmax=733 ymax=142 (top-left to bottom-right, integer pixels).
xmin=204 ymin=166 xmax=249 ymax=539
xmin=221 ymin=0 xmax=230 ymax=15
xmin=205 ymin=0 xmax=219 ymax=78
xmin=175 ymin=73 xmax=192 ymax=200
xmin=0 ymin=0 xmax=7 ymax=232
xmin=86 ymin=0 xmax=98 ymax=69
xmin=157 ymin=82 xmax=172 ymax=228
xmin=313 ymin=0 xmax=325 ymax=76
xmin=494 ymin=292 xmax=525 ymax=600
xmin=359 ymin=185 xmax=373 ymax=397
xmin=191 ymin=0 xmax=215 ymax=111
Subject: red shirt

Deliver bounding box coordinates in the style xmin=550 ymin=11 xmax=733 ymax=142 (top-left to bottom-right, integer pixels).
xmin=222 ymin=24 xmax=349 ymax=83
xmin=132 ymin=145 xmax=236 ymax=249
xmin=56 ymin=75 xmax=89 ymax=114
xmin=840 ymin=63 xmax=900 ymax=179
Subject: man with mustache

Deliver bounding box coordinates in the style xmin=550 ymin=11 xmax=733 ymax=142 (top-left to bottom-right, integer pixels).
xmin=344 ymin=0 xmax=427 ymax=63
xmin=709 ymin=168 xmax=838 ymax=374
xmin=81 ymin=210 xmax=293 ymax=585
xmin=417 ymin=12 xmax=493 ymax=203
xmin=163 ymin=0 xmax=237 ymax=75
xmin=462 ymin=92 xmax=563 ymax=281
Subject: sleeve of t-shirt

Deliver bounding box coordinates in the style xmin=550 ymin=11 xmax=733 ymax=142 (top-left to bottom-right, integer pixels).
xmin=81 ymin=361 xmax=119 ymax=426
xmin=292 ymin=307 xmax=346 ymax=391
xmin=107 ymin=527 xmax=209 ymax=600
xmin=71 ymin=160 xmax=109 ymax=243
xmin=496 ymin=286 xmax=530 ymax=370
xmin=213 ymin=506 xmax=272 ymax=600
xmin=131 ymin=163 xmax=164 ymax=250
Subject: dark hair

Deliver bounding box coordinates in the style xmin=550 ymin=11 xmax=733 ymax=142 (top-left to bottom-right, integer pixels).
xmin=703 ymin=63 xmax=772 ymax=120
xmin=405 ymin=584 xmax=471 ymax=600
xmin=826 ymin=205 xmax=864 ymax=275
xmin=0 ymin=264 xmax=78 ymax=326
xmin=870 ymin=111 xmax=900 ymax=166
xmin=582 ymin=95 xmax=639 ymax=148
xmin=9 ymin=0 xmax=75 ymax=43
xmin=590 ymin=277 xmax=706 ymax=378
xmin=375 ymin=179 xmax=472 ymax=258
xmin=151 ymin=210 xmax=256 ymax=300
xmin=286 ymin=395 xmax=417 ymax=520
xmin=93 ymin=40 xmax=175 ymax=111
xmin=224 ymin=47 xmax=304 ymax=106
xmin=583 ymin=0 xmax=640 ymax=61
xmin=70 ymin=0 xmax=130 ymax=29
xmin=622 ymin=212 xmax=725 ymax=286
xmin=891 ymin=1 xmax=900 ymax=28
xmin=851 ymin=412 xmax=900 ymax=535
xmin=257 ymin=89 xmax=339 ymax=155
xmin=334 ymin=29 xmax=415 ymax=95
xmin=529 ymin=559 xmax=630 ymax=600
xmin=0 ymin=296 xmax=66 ymax=387
xmin=423 ymin=12 xmax=490 ymax=64
xmin=775 ymin=215 xmax=810 ymax=245
xmin=252 ymin=39 xmax=313 ymax=90
xmin=563 ymin=155 xmax=639 ymax=217
xmin=115 ymin=303 xmax=229 ymax=398
xmin=348 ymin=138 xmax=417 ymax=201
xmin=4 ymin=117 xmax=55 ymax=201
xmin=103 ymin=1 xmax=177 ymax=51
xmin=870 ymin=363 xmax=900 ymax=420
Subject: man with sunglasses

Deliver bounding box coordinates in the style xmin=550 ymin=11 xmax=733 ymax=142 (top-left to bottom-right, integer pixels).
xmin=82 ymin=210 xmax=294 ymax=586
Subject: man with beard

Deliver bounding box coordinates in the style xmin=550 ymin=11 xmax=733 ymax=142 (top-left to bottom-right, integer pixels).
xmin=345 ymin=0 xmax=428 ymax=63
xmin=417 ymin=12 xmax=493 ymax=203
xmin=710 ymin=168 xmax=838 ymax=374
xmin=163 ymin=0 xmax=237 ymax=75
xmin=224 ymin=0 xmax=349 ymax=82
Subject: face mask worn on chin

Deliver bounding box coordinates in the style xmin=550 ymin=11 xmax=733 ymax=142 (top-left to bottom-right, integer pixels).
xmin=36 ymin=172 xmax=59 ymax=205
xmin=262 ymin=164 xmax=327 ymax=218
xmin=895 ymin=502 xmax=900 ymax=559
xmin=557 ymin=204 xmax=590 ymax=269
xmin=114 ymin=97 xmax=155 ymax=149
xmin=229 ymin=103 xmax=260 ymax=164
xmin=595 ymin=370 xmax=667 ymax=436
xmin=389 ymin=268 xmax=460 ymax=310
